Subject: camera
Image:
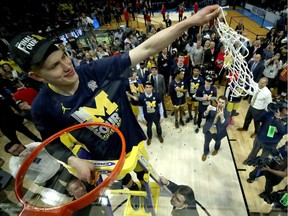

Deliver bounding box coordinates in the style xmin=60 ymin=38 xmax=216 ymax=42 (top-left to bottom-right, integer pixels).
xmin=246 ymin=156 xmax=272 ymax=168
xmin=267 ymin=101 xmax=288 ymax=113
xmin=246 ymin=148 xmax=284 ymax=168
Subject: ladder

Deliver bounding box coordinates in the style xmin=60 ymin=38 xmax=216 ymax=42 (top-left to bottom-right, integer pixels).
xmin=88 ymin=142 xmax=167 ymax=216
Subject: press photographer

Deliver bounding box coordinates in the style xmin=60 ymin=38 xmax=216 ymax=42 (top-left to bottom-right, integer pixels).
xmin=247 ymin=142 xmax=287 ymax=202
xmin=243 ymin=101 xmax=288 ymax=165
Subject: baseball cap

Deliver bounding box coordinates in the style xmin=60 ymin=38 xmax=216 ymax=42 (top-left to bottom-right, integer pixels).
xmin=267 ymin=101 xmax=288 ymax=113
xmin=267 ymin=102 xmax=280 ymax=113
xmin=205 ymin=75 xmax=213 ymax=82
xmin=9 ymin=32 xmax=58 ymax=71
xmin=174 ymin=67 xmax=185 ymax=75
xmin=144 ymin=81 xmax=153 ymax=87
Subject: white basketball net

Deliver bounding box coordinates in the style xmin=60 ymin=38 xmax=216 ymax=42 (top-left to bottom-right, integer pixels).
xmin=215 ymin=7 xmax=255 ymax=97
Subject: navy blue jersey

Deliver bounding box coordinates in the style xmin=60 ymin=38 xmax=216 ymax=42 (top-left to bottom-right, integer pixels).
xmin=138 ymin=92 xmax=161 ymax=121
xmin=125 ymin=77 xmax=144 ymax=106
xmin=196 ymin=85 xmax=217 ymax=112
xmin=169 ymin=64 xmax=189 ymax=79
xmin=187 ymin=75 xmax=204 ymax=98
xmin=32 ymin=53 xmax=146 ymax=161
xmin=169 ymin=79 xmax=187 ymax=106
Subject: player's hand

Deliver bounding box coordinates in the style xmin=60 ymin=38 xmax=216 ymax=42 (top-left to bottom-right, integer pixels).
xmin=143 ymin=119 xmax=147 ymax=125
xmin=187 ymin=5 xmax=220 ymax=26
xmin=274 ymin=110 xmax=281 ymax=119
xmin=68 ymin=156 xmax=97 ymax=183
xmin=160 ymin=117 xmax=164 ymax=123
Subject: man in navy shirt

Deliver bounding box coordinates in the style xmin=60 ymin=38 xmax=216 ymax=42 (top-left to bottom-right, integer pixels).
xmin=9 ymin=4 xmax=220 ymax=211
xmin=195 ymin=76 xmax=217 ymax=133
xmin=138 ymin=81 xmax=164 ymax=145
xmin=169 ymin=69 xmax=188 ymax=128
xmin=243 ymin=102 xmax=288 ymax=165
xmin=186 ymin=65 xmax=204 ymax=124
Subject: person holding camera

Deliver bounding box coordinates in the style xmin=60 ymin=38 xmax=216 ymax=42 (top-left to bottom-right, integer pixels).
xmin=246 ymin=156 xmax=287 ymax=202
xmin=201 ymin=96 xmax=230 ymax=161
xmin=262 ymin=52 xmax=283 ymax=90
xmin=243 ymin=101 xmax=288 ymax=165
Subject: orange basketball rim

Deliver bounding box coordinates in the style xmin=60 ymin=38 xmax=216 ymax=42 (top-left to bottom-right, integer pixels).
xmin=15 ymin=122 xmax=126 ymax=216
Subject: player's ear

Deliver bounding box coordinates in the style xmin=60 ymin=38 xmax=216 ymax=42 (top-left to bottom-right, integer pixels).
xmin=28 ymin=71 xmax=45 ymax=82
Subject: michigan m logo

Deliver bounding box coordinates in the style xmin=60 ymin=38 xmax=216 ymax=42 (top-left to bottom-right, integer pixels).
xmin=146 ymin=100 xmax=156 ymax=108
xmin=72 ymin=91 xmax=118 ymax=123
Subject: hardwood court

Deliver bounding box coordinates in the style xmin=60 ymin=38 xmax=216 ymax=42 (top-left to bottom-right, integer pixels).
xmin=224 ymin=9 xmax=269 ymax=40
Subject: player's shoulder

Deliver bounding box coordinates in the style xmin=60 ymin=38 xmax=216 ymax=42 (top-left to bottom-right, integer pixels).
xmin=211 ymin=85 xmax=217 ymax=91
xmin=31 ymin=85 xmax=56 ymax=111
xmin=155 ymin=92 xmax=161 ymax=100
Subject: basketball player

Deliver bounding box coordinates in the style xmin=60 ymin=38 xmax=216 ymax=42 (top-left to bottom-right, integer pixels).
xmin=186 ymin=65 xmax=204 ymax=124
xmin=9 ymin=4 xmax=220 ymax=210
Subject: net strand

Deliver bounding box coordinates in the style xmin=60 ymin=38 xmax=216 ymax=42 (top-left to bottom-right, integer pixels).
xmin=215 ymin=7 xmax=256 ymax=97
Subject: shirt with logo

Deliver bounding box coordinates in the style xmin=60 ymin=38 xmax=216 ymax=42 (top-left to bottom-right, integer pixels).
xmin=32 ymin=53 xmax=146 ymax=161
xmin=196 ymin=85 xmax=217 ymax=112
xmin=187 ymin=75 xmax=204 ymax=98
xmin=138 ymin=92 xmax=161 ymax=121
xmin=169 ymin=79 xmax=187 ymax=106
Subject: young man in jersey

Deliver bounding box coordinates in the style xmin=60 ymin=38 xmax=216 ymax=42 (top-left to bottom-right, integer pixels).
xmin=169 ymin=52 xmax=190 ymax=85
xmin=148 ymin=66 xmax=167 ymax=117
xmin=138 ymin=81 xmax=164 ymax=145
xmin=169 ymin=69 xmax=188 ymax=128
xmin=126 ymin=69 xmax=144 ymax=120
xmin=9 ymin=5 xmax=220 ymax=211
xmin=195 ymin=76 xmax=217 ymax=133
xmin=186 ymin=65 xmax=204 ymax=124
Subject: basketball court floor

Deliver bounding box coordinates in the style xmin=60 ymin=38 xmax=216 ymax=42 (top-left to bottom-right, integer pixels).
xmin=0 ymin=5 xmax=287 ymax=216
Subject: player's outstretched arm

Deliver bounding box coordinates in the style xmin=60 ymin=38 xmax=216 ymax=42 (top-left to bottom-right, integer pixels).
xmin=129 ymin=4 xmax=220 ymax=66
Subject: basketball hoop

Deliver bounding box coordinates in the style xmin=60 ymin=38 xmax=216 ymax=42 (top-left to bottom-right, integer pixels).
xmin=216 ymin=7 xmax=256 ymax=97
xmin=15 ymin=122 xmax=126 ymax=216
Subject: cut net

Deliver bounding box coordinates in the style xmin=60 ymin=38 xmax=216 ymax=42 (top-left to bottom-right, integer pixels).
xmin=215 ymin=7 xmax=256 ymax=97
